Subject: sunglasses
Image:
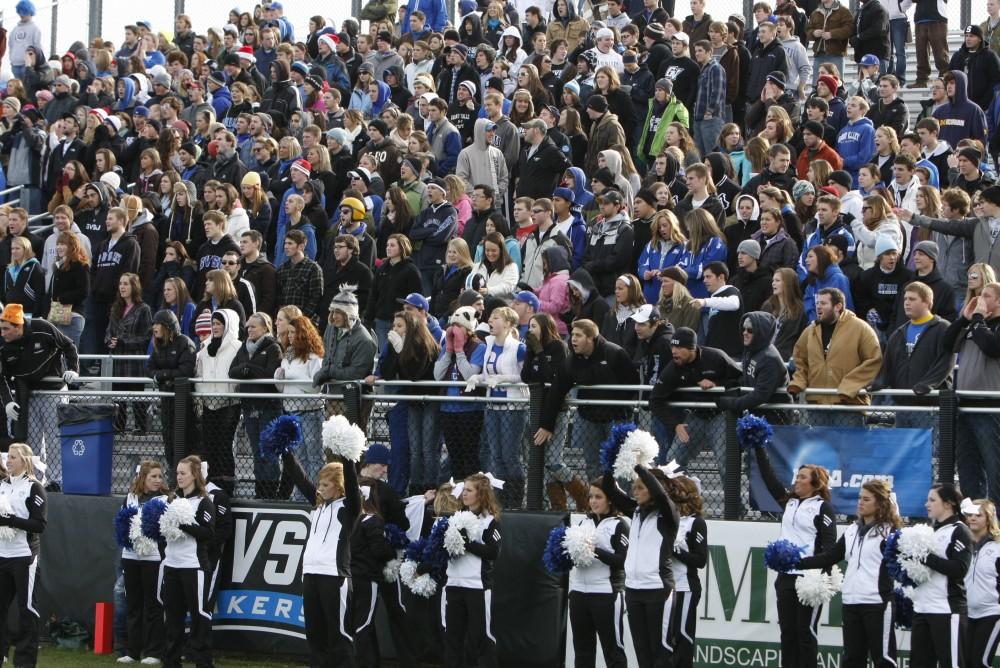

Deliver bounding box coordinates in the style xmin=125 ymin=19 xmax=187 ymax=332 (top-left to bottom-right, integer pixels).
xmin=970 ymin=273 xmax=981 ymax=279
xmin=221 ymin=260 xmax=239 ymax=266
xmin=742 ymin=327 xmax=754 ymax=334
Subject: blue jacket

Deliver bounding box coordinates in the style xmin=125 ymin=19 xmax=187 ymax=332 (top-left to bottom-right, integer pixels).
xmin=115 ymin=77 xmax=135 ymax=111
xmin=803 ymin=264 xmax=855 ymax=322
xmin=210 ymin=85 xmax=232 ymax=120
xmin=836 ymin=117 xmax=876 ymax=186
xmin=255 ymin=47 xmax=278 ymax=81
xmin=403 ymin=0 xmax=448 ymax=33
xmin=827 ymin=95 xmax=848 ymax=133
xmin=637 ymin=240 xmax=686 ymax=304
xmin=933 ymin=69 xmax=989 ymax=148
xmin=678 ymin=237 xmax=728 ymax=298
xmin=273 ymin=185 xmax=304 ymax=267
xmin=797 ymin=219 xmax=856 ymax=282
xmin=411 ymin=202 xmax=458 ymax=270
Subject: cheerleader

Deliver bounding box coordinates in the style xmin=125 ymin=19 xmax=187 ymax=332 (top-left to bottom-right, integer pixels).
xmin=444 ymin=473 xmax=502 ymax=668
xmin=202 ymin=462 xmax=232 ymax=613
xmin=753 ymin=444 xmax=836 ymax=667
xmin=119 ymin=460 xmax=169 ymax=664
xmin=601 ymin=464 xmax=679 ymax=668
xmin=0 ymin=444 xmax=45 ymax=668
xmin=963 ymin=498 xmax=1000 ymax=667
xmin=910 ymin=483 xmax=972 ymax=667
xmin=160 ymin=455 xmax=216 ymax=668
xmin=797 ymin=479 xmax=901 ymax=667
xmin=352 ymin=477 xmax=396 ymax=668
xmin=567 ymin=476 xmax=629 ymax=668
xmin=666 ymin=474 xmax=707 ymax=668
xmin=282 ymin=448 xmax=361 ymax=666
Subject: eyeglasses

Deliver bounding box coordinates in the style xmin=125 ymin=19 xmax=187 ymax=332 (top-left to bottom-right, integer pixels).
xmin=742 ymin=327 xmax=754 ymax=334
xmin=334 ymin=244 xmax=348 ymax=250
xmin=221 ymin=260 xmax=239 ymax=266
xmin=350 ymin=175 xmax=362 ymax=180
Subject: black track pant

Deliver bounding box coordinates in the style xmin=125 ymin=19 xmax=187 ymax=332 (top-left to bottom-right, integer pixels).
xmin=910 ymin=612 xmax=965 ymax=668
xmin=666 ymin=590 xmax=700 ymax=668
xmin=842 ymin=601 xmax=896 ymax=667
xmin=122 ymin=559 xmax=165 ymax=661
xmin=206 ymin=556 xmax=222 ymax=613
xmin=0 ymin=557 xmax=38 ymax=668
xmin=353 ymin=578 xmax=380 ymax=668
xmin=625 ymin=587 xmax=672 ymax=668
xmin=380 ymin=578 xmax=421 ymax=668
xmin=775 ymin=574 xmax=821 ymax=668
xmin=303 ymin=573 xmax=356 ymax=668
xmin=443 ymin=586 xmax=496 ymax=668
xmin=568 ymin=591 xmax=626 ymax=668
xmin=160 ymin=566 xmax=212 ymax=668
xmin=966 ymin=615 xmax=1000 ymax=668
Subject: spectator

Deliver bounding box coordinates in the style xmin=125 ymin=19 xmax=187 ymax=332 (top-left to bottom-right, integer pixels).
xmin=909 ymin=0 xmax=949 ymax=89
xmin=537 ymin=318 xmax=639 ymax=480
xmin=147 ymin=309 xmax=196 ymax=466
xmin=334 ymin=196 xmax=375 ymax=268
xmin=731 ymin=240 xmax=773 ymax=312
xmin=584 ymin=95 xmax=628 ymax=176
xmin=806 ymin=0 xmax=853 ymax=78
xmin=367 ymin=234 xmax=422 ymax=345
xmin=47 ymin=232 xmax=89 ymax=348
xmin=40 ymin=206 xmax=91 ymax=287
xmin=676 ymin=162 xmax=727 ymax=229
xmin=866 ymin=75 xmax=908 ymax=138
xmin=775 ymin=16 xmax=811 ymax=102
xmin=275 ymin=315 xmax=325 ymax=498
xmin=649 ymin=325 xmax=741 ymax=465
xmin=194 ymin=210 xmax=241 ymax=300
xmin=933 ymin=71 xmax=988 ymax=148
xmin=435 ymin=306 xmax=487 ymax=481
xmin=690 ymin=260 xmax=743 ymax=357
xmin=239 ymin=230 xmax=277 ymax=318
xmin=631 ymin=303 xmax=674 ymax=390
xmin=894 ymin=240 xmax=959 ymax=325
xmin=798 ymin=194 xmax=856 ymax=281
xmin=855 ymin=235 xmax=913 ymax=340
xmin=275 ymin=230 xmax=324 ymax=324
xmin=717 ymin=310 xmax=790 ymax=412
xmin=2 ymin=237 xmax=46 ymax=319
xmin=600 ymin=274 xmax=644 ymax=358
xmin=942 ymin=280 xmax=1000 ymax=501
xmin=804 ymin=244 xmax=855 ymax=321
xmin=679 ymin=208 xmax=728 ymax=298
xmin=582 ymin=190 xmax=635 ymax=298
xmin=107 ymin=272 xmax=152 ymax=432
xmin=195 ymin=309 xmax=243 ymax=494
xmin=411 ymin=178 xmax=458 ymax=294
xmin=837 ymin=97 xmax=877 ymax=187
xmin=319 ymin=235 xmax=374 ymax=324
xmin=221 ymin=251 xmax=257 ymax=321
xmin=753 ymin=207 xmax=800 ymax=272
xmin=87 ymin=206 xmax=140 ymax=354
xmin=691 ymin=39 xmax=727 ymax=157
xmin=467 ymin=231 xmax=520 ymax=308
xmin=763 ymin=267 xmax=809 ymax=360
xmin=796 ymin=121 xmax=843 ymax=179
xmin=197 ymin=269 xmax=248 ymax=334
xmin=229 ymin=312 xmax=283 ymax=498
xmin=949 ymin=146 xmax=996 ymax=198
xmin=852 ymin=195 xmax=904 ymax=271
xmin=535 ymin=246 xmax=571 ymax=334
xmin=901 ymin=186 xmax=1000 ymax=278
xmin=930 ymin=189 xmax=976 ymax=311
xmin=516 ymin=118 xmax=571 ymax=198
xmin=658 ymin=266 xmax=702 ymax=332
xmin=741 ymin=144 xmax=796 ymax=199
xmin=789 ymin=287 xmax=882 ymax=417
xmin=638 ymin=209 xmax=687 ymax=305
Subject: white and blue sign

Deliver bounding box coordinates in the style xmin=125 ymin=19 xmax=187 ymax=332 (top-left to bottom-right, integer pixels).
xmin=749 ymin=426 xmax=933 ymax=517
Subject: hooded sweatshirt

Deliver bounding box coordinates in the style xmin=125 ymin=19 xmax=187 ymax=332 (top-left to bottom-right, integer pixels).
xmin=933 ymin=70 xmax=989 ymax=148
xmin=42 ymin=223 xmax=91 ymax=288
xmin=836 ymin=116 xmax=877 ymax=186
xmin=537 ymin=246 xmax=571 ymax=334
xmin=195 ymin=309 xmax=242 ymax=408
xmin=115 ymin=77 xmax=136 ymax=111
xmin=92 ymin=229 xmax=141 ymax=303
xmin=456 ymin=118 xmax=510 ymax=199
xmin=77 ymin=182 xmax=112 ymax=251
xmin=717 ymin=311 xmax=790 ymax=410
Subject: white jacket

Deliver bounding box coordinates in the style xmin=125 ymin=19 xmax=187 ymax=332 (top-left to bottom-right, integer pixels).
xmin=467 ymin=260 xmax=519 ymax=301
xmin=195 ymin=308 xmax=242 ymax=408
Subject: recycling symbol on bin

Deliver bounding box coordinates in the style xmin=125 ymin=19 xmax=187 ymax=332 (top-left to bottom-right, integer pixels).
xmin=71 ymin=439 xmax=85 ymax=456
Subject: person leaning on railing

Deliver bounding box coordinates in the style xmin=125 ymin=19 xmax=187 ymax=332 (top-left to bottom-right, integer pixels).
xmin=147 ymin=309 xmax=197 ymax=468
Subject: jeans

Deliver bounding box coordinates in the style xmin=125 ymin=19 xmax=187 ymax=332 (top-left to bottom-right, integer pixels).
xmin=387 ymin=401 xmax=410 ymax=495
xmin=663 ymin=412 xmax=725 ymax=469
xmin=374 ymin=318 xmax=392 ymax=352
xmin=957 ymin=413 xmax=1000 ymax=502
xmin=888 ymin=19 xmax=908 ymax=84
xmin=419 ymin=267 xmax=437 ymax=296
xmin=83 ymin=298 xmax=112 ymax=355
xmin=407 ymin=401 xmax=441 ymax=492
xmin=10 ymin=65 xmax=25 ymax=81
xmin=56 ymin=313 xmax=85 ymax=350
xmin=31 ymin=390 xmax=67 ymax=483
xmin=694 ymin=117 xmax=725 ymax=158
xmin=485 ymin=408 xmax=527 ymax=481
xmin=542 ymin=411 xmax=573 ymax=484
xmin=244 ymin=406 xmax=282 ymax=498
xmin=572 ymin=416 xmax=613 ymax=482
xmin=812 ymin=55 xmax=844 ymax=83
xmin=18 ymin=186 xmax=41 ymax=215
xmin=292 ymin=408 xmax=324 ymax=501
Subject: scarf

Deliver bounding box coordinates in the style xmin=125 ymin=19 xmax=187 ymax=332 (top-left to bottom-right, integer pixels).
xmin=207 ymin=335 xmax=222 ymax=357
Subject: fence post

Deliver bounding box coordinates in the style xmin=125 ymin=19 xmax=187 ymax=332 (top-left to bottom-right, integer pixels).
xmin=961 ymin=0 xmax=971 ymax=33
xmin=172 ymin=378 xmax=193 ymax=469
xmin=723 ymin=409 xmax=741 ymax=521
xmin=342 ymin=382 xmax=363 ymax=427
xmin=937 ymin=389 xmax=957 ymax=485
xmin=49 ymin=0 xmax=58 ymax=63
xmin=526 ymin=384 xmax=545 ymax=512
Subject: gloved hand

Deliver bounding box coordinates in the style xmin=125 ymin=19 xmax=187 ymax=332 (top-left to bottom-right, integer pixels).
xmin=525 ymin=331 xmax=543 ymax=354
xmin=459 ymin=528 xmax=471 ymax=547
xmin=486 ymin=375 xmax=501 ymax=389
xmin=464 ymin=374 xmax=483 ymax=393
xmin=913 ymin=382 xmax=931 ymax=396
xmin=5 ymin=402 xmax=19 ymax=421
xmin=444 ymin=326 xmax=455 ymax=353
xmin=387 ymin=330 xmax=404 ymax=354
xmin=452 ymin=326 xmax=467 ymax=351
xmin=63 ymin=370 xmax=79 ymax=385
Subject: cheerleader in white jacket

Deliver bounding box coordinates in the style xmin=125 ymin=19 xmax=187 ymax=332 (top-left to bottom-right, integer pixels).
xmin=961 ymin=498 xmax=1000 ymax=668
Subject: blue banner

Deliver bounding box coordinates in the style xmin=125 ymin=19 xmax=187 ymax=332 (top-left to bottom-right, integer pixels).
xmin=748 ymin=425 xmax=932 ymax=517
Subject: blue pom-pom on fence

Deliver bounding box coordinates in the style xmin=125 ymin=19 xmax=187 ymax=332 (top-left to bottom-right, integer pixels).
xmin=385 ymin=523 xmax=409 ymax=550
xmin=736 ymin=414 xmax=774 ymax=451
xmin=542 ymin=526 xmax=572 ymax=574
xmin=260 ymin=414 xmax=304 ymax=461
xmin=764 ymin=539 xmax=805 ymax=573
xmin=114 ymin=506 xmax=138 ymax=549
xmin=599 ymin=422 xmax=638 ymax=474
xmin=140 ymin=497 xmax=168 ymax=541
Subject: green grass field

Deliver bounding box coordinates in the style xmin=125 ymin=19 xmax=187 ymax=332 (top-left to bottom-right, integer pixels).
xmin=35 ymin=646 xmax=305 ymax=667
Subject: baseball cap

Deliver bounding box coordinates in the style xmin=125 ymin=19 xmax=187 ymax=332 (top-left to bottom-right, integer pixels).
xmin=671 ymin=327 xmax=697 ymax=349
xmin=629 ymin=304 xmax=661 ymax=324
xmin=859 ymin=54 xmax=880 ymax=67
xmin=397 ymin=293 xmax=430 ymax=311
xmin=514 ymin=291 xmax=540 ymax=311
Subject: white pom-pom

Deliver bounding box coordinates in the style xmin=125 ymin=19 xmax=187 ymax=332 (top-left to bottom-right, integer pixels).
xmin=795 ymin=565 xmax=843 ymax=607
xmin=159 ymin=498 xmax=197 ymax=542
xmin=673 ymin=538 xmax=689 ymax=553
xmin=614 ymin=429 xmax=659 ymax=481
xmin=563 ymin=525 xmax=597 ymax=568
xmin=383 ymin=558 xmax=402 ymax=583
xmin=828 ymin=564 xmax=844 ymax=592
xmin=444 ymin=511 xmax=482 ymax=557
xmin=898 ymin=525 xmax=937 ymax=585
xmin=322 ymin=414 xmax=368 ymax=463
xmin=129 ymin=513 xmax=158 ymax=557
xmin=409 ymin=573 xmax=438 ymax=597
xmin=399 ymin=559 xmax=418 ymax=586
xmin=0 ymin=497 xmax=18 ymax=543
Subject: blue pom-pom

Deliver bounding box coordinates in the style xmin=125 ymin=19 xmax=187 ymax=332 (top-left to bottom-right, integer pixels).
xmin=114 ymin=506 xmax=138 ymax=549
xmin=893 ymin=587 xmax=914 ymax=630
xmin=140 ymin=497 xmax=168 ymax=541
xmin=737 ymin=414 xmax=774 ymax=451
xmin=404 ymin=537 xmax=427 ymax=562
xmin=883 ymin=529 xmax=917 ymax=587
xmin=385 ymin=523 xmax=409 ymax=550
xmin=543 ymin=526 xmax=573 ymax=574
xmin=422 ymin=517 xmax=451 ymax=575
xmin=599 ymin=422 xmax=638 ymax=474
xmin=260 ymin=414 xmax=304 ymax=461
xmin=764 ymin=539 xmax=805 ymax=573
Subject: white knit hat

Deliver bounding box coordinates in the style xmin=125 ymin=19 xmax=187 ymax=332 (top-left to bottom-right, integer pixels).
xmin=329 ymin=284 xmax=360 ymax=321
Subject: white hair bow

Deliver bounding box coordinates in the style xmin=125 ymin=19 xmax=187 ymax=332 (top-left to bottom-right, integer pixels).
xmin=658 ymin=459 xmax=684 ymax=479
xmin=961 ymin=497 xmax=981 ymax=516
xmin=360 ymin=485 xmax=371 ymax=501
xmin=452 ymin=472 xmax=506 ymax=497
xmin=201 ymin=461 xmax=210 ymax=480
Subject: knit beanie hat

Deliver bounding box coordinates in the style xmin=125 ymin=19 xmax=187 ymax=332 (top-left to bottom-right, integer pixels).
xmin=874 ymin=234 xmax=899 ymax=257
xmin=329 ymin=285 xmax=360 ymax=321
xmin=791 ymin=180 xmax=815 ymax=202
xmin=194 ymin=310 xmax=213 ymax=339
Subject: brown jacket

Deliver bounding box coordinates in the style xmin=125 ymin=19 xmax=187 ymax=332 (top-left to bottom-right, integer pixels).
xmin=585 ymin=112 xmax=627 ymax=176
xmin=718 ymin=45 xmax=741 ymax=105
xmin=790 ymin=309 xmax=882 ymax=404
xmin=806 ymin=3 xmax=855 ymax=56
xmin=546 ymin=18 xmax=590 ymax=54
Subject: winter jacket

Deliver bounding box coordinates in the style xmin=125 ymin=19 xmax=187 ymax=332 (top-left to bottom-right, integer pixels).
xmin=367 ymin=257 xmax=422 ymax=323
xmin=411 ymin=201 xmax=457 ymax=273
xmin=806 ymin=2 xmax=855 ymax=56
xmin=584 ymin=113 xmax=627 ymax=177
xmin=790 ymin=309 xmax=882 ymax=404
xmin=799 ymin=219 xmax=857 ymax=281
xmin=796 ymin=141 xmax=843 ymax=179
xmin=316 ymin=320 xmax=378 ymax=387
xmin=866 ymin=97 xmax=909 ymax=138
xmin=933 ymin=70 xmax=989 ymax=148
xmin=0 ymin=317 xmax=78 ymax=398
xmin=754 ymin=228 xmax=800 ymax=272
xmin=196 ymin=309 xmax=243 ymax=409
xmin=3 ymin=258 xmax=45 ymax=317
xmin=91 ymin=232 xmax=141 ymax=303
xmin=678 ymin=237 xmax=728 ymax=299
xmin=229 ymin=333 xmax=282 ymax=408
xmin=851 ymin=0 xmax=889 ymax=60
xmin=147 ymin=310 xmax=197 ymax=390
xmin=48 ymin=260 xmax=89 ymax=314
xmin=894 ymin=269 xmax=959 ymax=325
xmin=872 ymin=315 xmax=954 ymax=398
xmin=106 ymin=302 xmax=152 ymax=378
xmin=582 ymin=214 xmax=635 ymax=297
xmin=852 ymin=216 xmax=904 ymax=270
xmin=650 ymin=344 xmax=742 ymax=424
xmin=564 ymin=268 xmax=611 ymax=334
xmin=732 ymin=266 xmax=774 ymax=312
xmin=542 ymin=335 xmax=639 ymax=429
xmin=535 ymin=247 xmax=571 ymax=334
xmin=803 ymin=263 xmax=855 ymax=321
xmin=746 ymin=39 xmax=789 ymax=102
xmin=636 ymin=97 xmax=691 ymax=165
xmin=942 ymin=313 xmax=1000 ymax=403
xmin=515 ymin=136 xmax=571 ymax=199
xmin=638 ymin=240 xmax=686 ymax=304
xmin=949 ymin=47 xmax=1000 ymax=118
xmin=911 ymin=212 xmax=1000 ymax=282
xmin=546 ymin=13 xmax=589 ymax=53
xmin=717 ymin=311 xmax=790 ymax=410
